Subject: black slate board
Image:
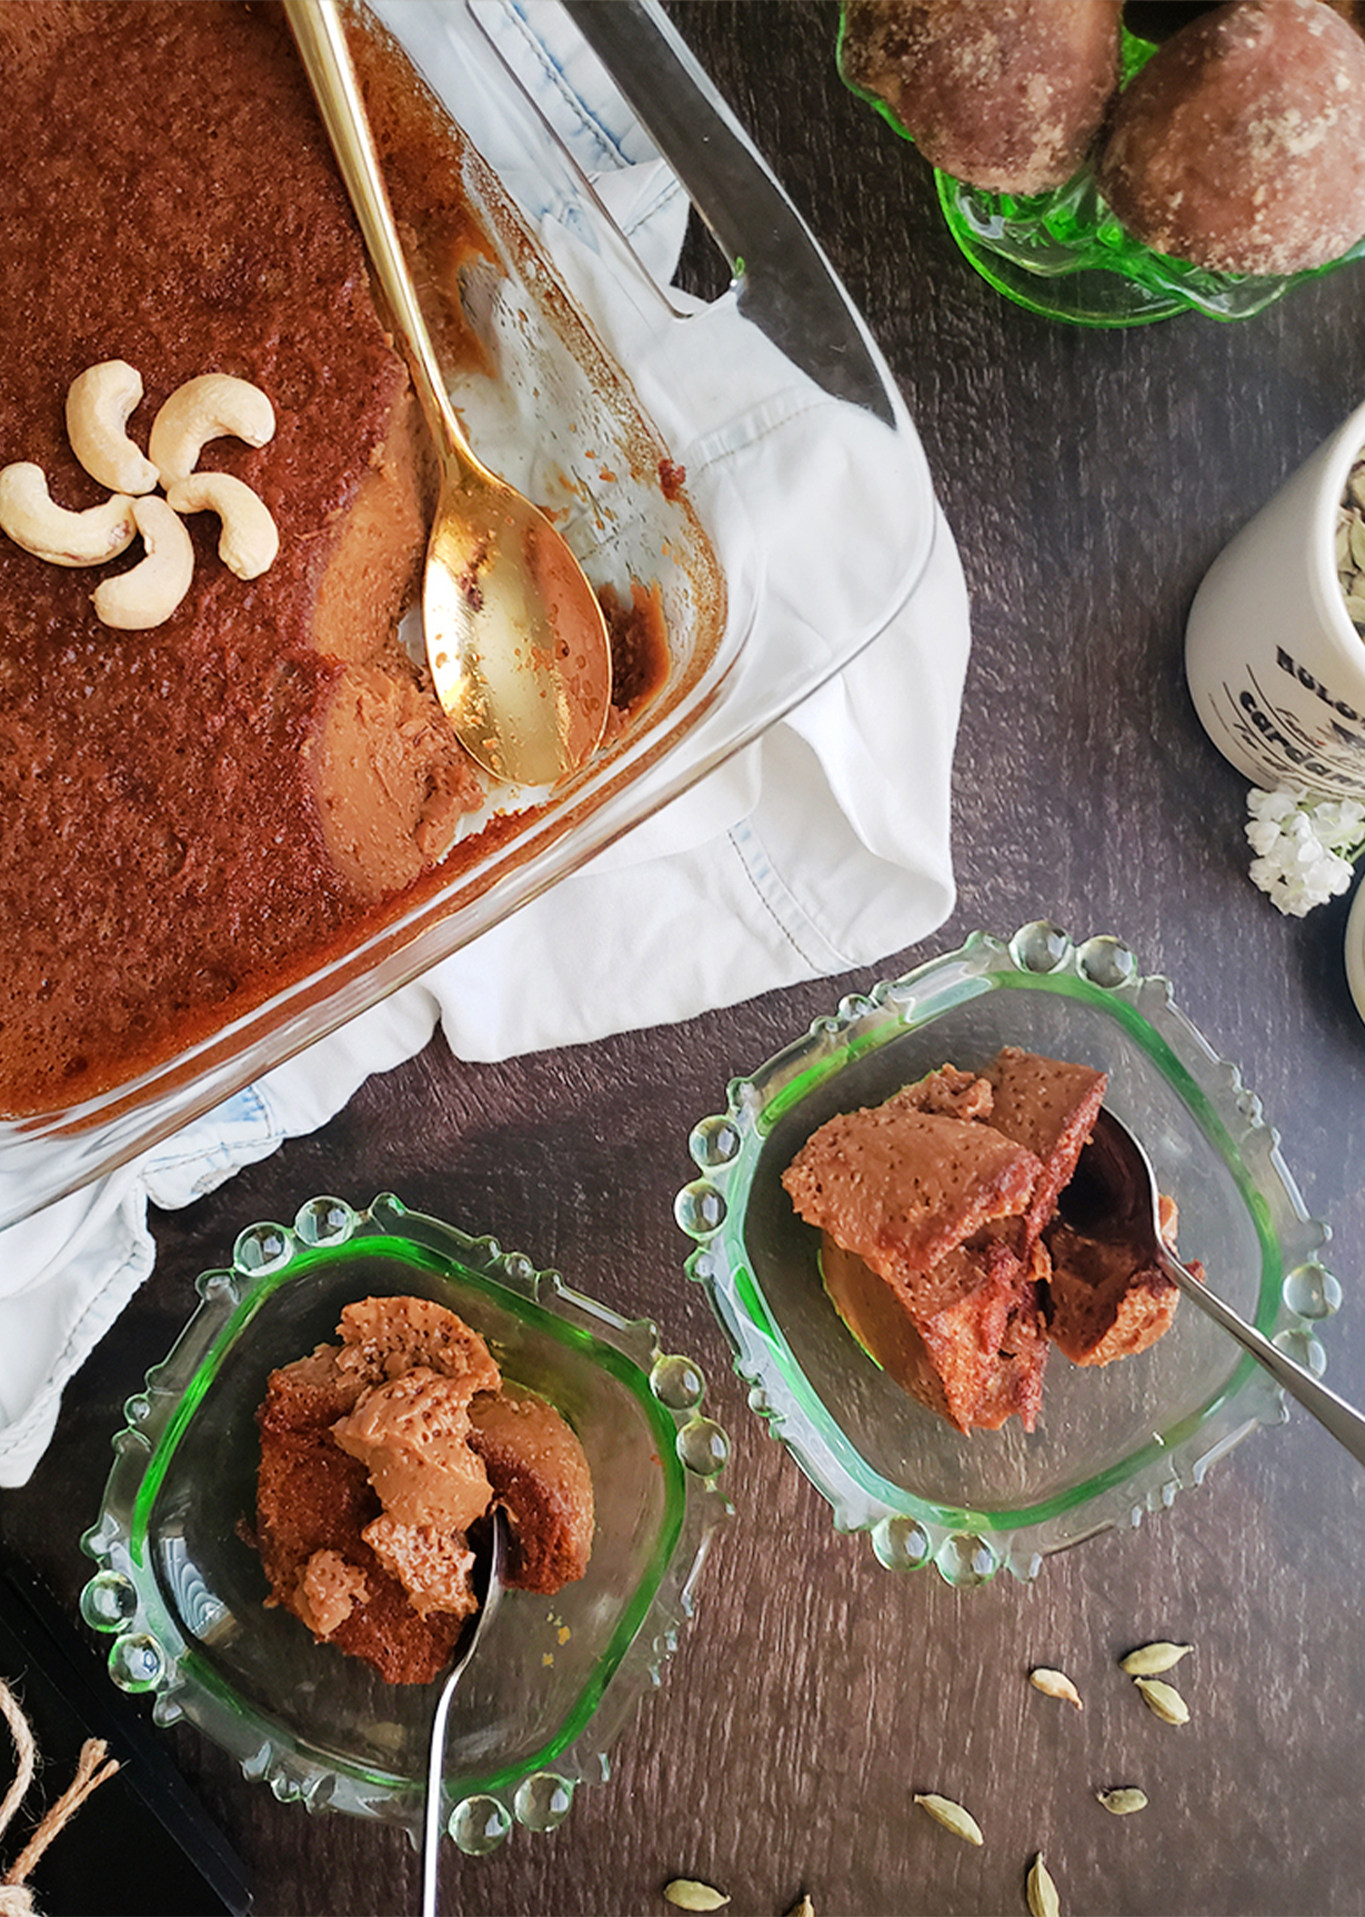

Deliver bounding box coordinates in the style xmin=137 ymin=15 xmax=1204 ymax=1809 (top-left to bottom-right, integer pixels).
xmin=0 ymin=1549 xmax=251 ymax=1917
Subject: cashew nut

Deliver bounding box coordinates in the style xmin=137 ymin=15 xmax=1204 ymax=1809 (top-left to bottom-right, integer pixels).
xmin=0 ymin=462 xmax=138 ymax=566
xmin=92 ymin=495 xmax=195 ymax=629
xmin=149 ymin=373 xmax=275 ymax=486
xmin=166 ymin=471 xmax=278 ymax=580
xmin=65 ymin=360 xmax=159 ymax=495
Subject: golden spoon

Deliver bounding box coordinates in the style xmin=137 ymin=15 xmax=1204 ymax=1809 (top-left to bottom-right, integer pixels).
xmin=285 ymin=0 xmax=612 ymax=786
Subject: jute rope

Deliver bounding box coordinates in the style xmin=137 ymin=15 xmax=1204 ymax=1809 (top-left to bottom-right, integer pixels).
xmin=0 ymin=1677 xmax=120 ymax=1915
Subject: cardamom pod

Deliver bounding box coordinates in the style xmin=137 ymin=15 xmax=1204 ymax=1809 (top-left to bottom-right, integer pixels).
xmin=1097 ymin=1787 xmax=1149 ymax=1815
xmin=913 ymin=1792 xmax=984 ymax=1845
xmin=1119 ymin=1642 xmax=1192 ymax=1676
xmin=1027 ymin=1853 xmax=1061 ymax=1917
xmin=664 ymin=1881 xmax=730 ymax=1911
xmin=1134 ymin=1676 xmax=1190 ymax=1724
xmin=786 ymin=1899 xmax=816 ymax=1917
xmin=1029 ymin=1666 xmax=1082 ymax=1708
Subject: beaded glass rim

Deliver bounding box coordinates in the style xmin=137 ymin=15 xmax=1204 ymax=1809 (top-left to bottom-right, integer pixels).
xmin=676 ymin=924 xmax=1338 ymax=1585
xmin=79 ymin=1193 xmax=732 ymax=1853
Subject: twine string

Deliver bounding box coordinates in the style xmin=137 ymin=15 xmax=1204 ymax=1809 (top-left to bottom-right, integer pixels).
xmin=0 ymin=1678 xmax=120 ymax=1914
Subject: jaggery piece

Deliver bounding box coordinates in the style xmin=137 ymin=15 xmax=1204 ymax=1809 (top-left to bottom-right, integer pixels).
xmin=985 ymin=1047 xmax=1107 ymax=1246
xmin=783 ymin=1097 xmax=1042 ymax=1277
xmin=840 ymin=0 xmax=1122 ymax=195
xmin=469 ymin=1384 xmax=596 ymax=1594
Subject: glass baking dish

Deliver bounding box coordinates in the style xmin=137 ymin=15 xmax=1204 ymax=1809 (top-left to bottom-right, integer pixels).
xmin=1 ymin=0 xmax=936 ymax=1227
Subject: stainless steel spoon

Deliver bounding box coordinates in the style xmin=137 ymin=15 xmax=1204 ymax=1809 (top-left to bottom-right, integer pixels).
xmin=1062 ymin=1107 xmax=1365 ymax=1468
xmin=420 ymin=1506 xmax=508 ymax=1917
xmin=284 ymin=0 xmax=612 ymax=787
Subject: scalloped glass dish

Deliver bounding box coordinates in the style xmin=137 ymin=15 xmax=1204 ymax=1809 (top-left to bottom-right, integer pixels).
xmin=677 ymin=924 xmax=1339 ymax=1584
xmin=79 ymin=1194 xmax=730 ymax=1852
xmin=837 ymin=12 xmax=1365 ymax=328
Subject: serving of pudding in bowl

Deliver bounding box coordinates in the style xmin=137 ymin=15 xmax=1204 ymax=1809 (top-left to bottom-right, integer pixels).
xmin=678 ymin=923 xmax=1338 ymax=1582
xmin=80 ymin=1194 xmax=730 ymax=1848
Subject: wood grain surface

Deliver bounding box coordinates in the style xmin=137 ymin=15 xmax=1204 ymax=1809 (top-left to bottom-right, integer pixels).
xmin=7 ymin=4 xmax=1365 ymax=1915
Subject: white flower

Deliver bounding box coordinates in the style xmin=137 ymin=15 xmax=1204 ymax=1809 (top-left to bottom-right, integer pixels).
xmin=1245 ymin=786 xmax=1365 ymax=915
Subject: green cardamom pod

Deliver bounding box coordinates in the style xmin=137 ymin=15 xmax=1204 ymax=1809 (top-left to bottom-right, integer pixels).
xmin=1120 ymin=1642 xmax=1192 ymax=1676
xmin=1027 ymin=1853 xmax=1061 ymax=1917
xmin=663 ymin=1881 xmax=730 ymax=1911
xmin=913 ymin=1792 xmax=983 ymax=1845
xmin=1135 ymin=1676 xmax=1190 ymax=1724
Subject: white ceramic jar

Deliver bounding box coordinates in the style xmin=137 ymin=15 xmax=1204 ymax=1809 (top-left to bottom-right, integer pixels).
xmin=1186 ymin=396 xmax=1365 ymax=797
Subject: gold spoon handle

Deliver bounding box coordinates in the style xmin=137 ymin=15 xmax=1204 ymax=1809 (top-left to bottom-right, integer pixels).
xmin=283 ymin=0 xmax=488 ymax=480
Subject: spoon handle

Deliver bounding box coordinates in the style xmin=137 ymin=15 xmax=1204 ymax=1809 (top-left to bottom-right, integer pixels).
xmin=1164 ymin=1255 xmax=1365 ymax=1467
xmin=420 ymin=1510 xmax=507 ymax=1917
xmin=284 ymin=0 xmax=466 ymax=457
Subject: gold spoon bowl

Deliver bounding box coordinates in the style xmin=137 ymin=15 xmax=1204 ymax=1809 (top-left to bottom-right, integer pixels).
xmin=286 ymin=0 xmax=612 ymax=787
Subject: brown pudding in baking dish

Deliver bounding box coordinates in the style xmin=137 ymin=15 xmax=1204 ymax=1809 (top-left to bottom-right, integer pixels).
xmin=0 ymin=2 xmax=680 ymax=1118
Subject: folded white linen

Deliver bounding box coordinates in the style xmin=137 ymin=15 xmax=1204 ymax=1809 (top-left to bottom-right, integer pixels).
xmin=0 ymin=0 xmax=970 ymax=1485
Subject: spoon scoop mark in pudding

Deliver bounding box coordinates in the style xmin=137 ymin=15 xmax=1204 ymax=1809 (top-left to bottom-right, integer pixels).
xmin=285 ymin=0 xmax=613 ymax=790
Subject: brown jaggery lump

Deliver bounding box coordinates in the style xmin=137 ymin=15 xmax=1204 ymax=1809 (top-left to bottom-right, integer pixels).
xmin=841 ymin=0 xmax=1124 ymax=195
xmin=783 ymin=1049 xmax=1186 ymax=1435
xmin=256 ymin=1295 xmax=594 ymax=1684
xmin=1097 ymin=0 xmax=1365 ymax=275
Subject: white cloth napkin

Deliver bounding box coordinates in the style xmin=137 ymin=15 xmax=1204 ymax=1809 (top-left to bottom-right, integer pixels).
xmin=0 ymin=1 xmax=970 ymax=1485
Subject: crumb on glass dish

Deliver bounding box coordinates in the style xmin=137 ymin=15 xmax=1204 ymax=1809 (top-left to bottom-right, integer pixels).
xmin=677 ymin=924 xmax=1338 ymax=1583
xmin=80 ymin=1194 xmax=730 ymax=1852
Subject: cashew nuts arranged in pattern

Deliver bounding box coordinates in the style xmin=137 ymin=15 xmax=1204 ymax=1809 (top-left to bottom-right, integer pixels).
xmin=92 ymin=497 xmax=196 ymax=630
xmin=0 ymin=362 xmax=279 ymax=626
xmin=0 ymin=462 xmax=137 ymax=566
xmin=149 ymin=373 xmax=276 ymax=487
xmin=65 ymin=360 xmax=160 ymax=495
xmin=166 ymin=472 xmax=279 ymax=580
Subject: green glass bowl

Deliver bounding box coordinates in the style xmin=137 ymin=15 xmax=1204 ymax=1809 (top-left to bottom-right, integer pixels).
xmin=676 ymin=924 xmax=1339 ymax=1583
xmin=838 ymin=13 xmax=1365 ymax=327
xmin=79 ymin=1194 xmax=730 ymax=1852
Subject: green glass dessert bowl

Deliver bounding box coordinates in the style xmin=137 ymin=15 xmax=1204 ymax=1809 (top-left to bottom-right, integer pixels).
xmin=80 ymin=1193 xmax=730 ymax=1852
xmin=677 ymin=924 xmax=1338 ymax=1582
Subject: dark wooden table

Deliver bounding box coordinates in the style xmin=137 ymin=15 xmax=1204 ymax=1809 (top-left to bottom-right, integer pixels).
xmin=8 ymin=5 xmax=1365 ymax=1914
